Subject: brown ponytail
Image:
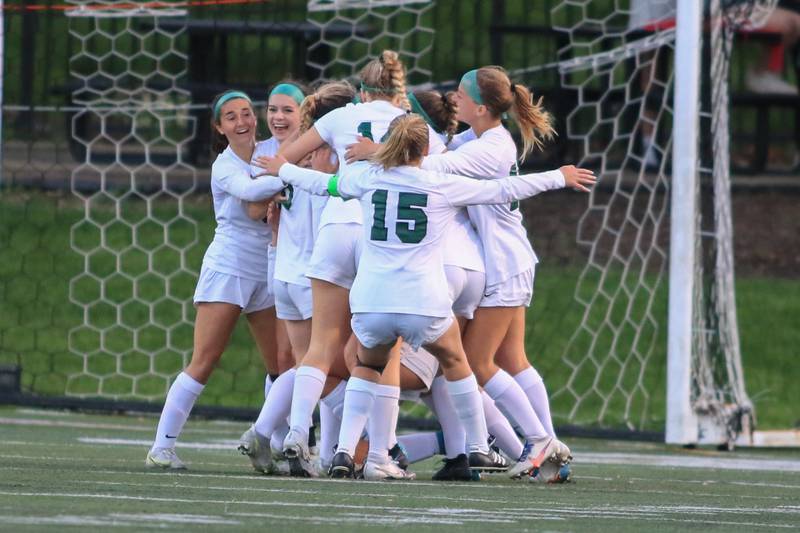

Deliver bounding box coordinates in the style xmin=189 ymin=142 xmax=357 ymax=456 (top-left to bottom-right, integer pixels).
xmin=372 ymin=114 xmax=429 ymax=170
xmin=411 ymin=89 xmax=459 ymax=142
xmin=359 ymin=49 xmax=409 ymax=109
xmin=300 ymin=80 xmax=356 ymax=133
xmin=475 ymin=66 xmax=555 ymax=158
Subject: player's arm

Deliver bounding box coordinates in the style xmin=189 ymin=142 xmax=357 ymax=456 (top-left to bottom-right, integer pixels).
xmin=444 ymin=165 xmax=595 ymax=207
xmin=214 ymin=162 xmax=286 ymax=202
xmin=277 ymin=126 xmax=326 ymax=164
xmin=421 ymin=139 xmax=500 ymax=177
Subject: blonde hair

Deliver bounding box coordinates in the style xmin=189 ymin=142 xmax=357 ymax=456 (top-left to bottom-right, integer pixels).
xmin=300 ymin=80 xmax=356 ymax=133
xmin=372 ymin=114 xmax=429 ymax=170
xmin=359 ymin=50 xmax=409 ymax=109
xmin=475 ymin=66 xmax=555 ymax=158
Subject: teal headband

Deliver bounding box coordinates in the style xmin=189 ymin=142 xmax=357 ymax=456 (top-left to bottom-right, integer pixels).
xmin=460 ymin=69 xmax=483 ymax=105
xmin=269 ymin=83 xmax=305 ymax=106
xmin=408 ymin=93 xmax=440 ymax=133
xmin=360 ymin=82 xmax=397 ymax=94
xmin=213 ymin=91 xmax=252 ymax=121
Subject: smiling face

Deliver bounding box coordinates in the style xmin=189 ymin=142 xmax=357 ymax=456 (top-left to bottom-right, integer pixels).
xmin=215 ymin=98 xmax=256 ymax=148
xmin=454 ymin=83 xmax=482 ymax=125
xmin=267 ymin=93 xmax=301 ymax=143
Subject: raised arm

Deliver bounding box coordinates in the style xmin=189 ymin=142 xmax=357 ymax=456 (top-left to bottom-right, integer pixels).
xmin=278 ymin=126 xmax=326 ymax=164
xmin=444 ymin=165 xmax=595 ymax=207
xmin=421 ymin=139 xmax=501 ymax=178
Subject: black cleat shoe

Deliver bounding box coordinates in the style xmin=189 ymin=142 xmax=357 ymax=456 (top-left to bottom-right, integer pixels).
xmin=389 ymin=442 xmax=409 ymax=471
xmin=432 ymin=453 xmax=473 ymax=481
xmin=468 ymin=449 xmax=509 ymax=472
xmin=328 ymin=451 xmax=355 ymax=479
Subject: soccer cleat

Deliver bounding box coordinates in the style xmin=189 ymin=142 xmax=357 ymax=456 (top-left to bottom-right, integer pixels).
xmin=237 ymin=425 xmax=273 ymax=474
xmin=530 ymin=461 xmax=572 ymax=484
xmin=432 ymin=454 xmax=473 ymax=481
xmin=328 ymin=451 xmax=356 ymax=479
xmin=468 ymin=449 xmax=510 ymax=472
xmin=283 ymin=430 xmax=319 ymax=478
xmin=145 ymin=447 xmax=187 ymax=470
xmin=363 ymin=460 xmax=416 ymax=481
xmin=388 ymin=442 xmax=409 ymax=471
xmin=508 ymin=437 xmax=572 ymax=479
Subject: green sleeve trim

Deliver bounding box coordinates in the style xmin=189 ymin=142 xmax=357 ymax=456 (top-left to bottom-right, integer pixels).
xmin=327 ymin=174 xmax=340 ymax=197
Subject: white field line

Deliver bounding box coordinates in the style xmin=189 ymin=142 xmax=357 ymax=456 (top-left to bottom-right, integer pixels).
xmin=577 ymin=451 xmax=800 ymax=473
xmin=0 ymin=513 xmax=241 ymax=528
xmin=75 ymin=479 xmax=513 ymax=505
xmin=1 ymin=490 xmax=798 ymax=529
xmin=78 ymin=437 xmax=241 ymax=450
xmin=0 ymin=417 xmax=235 ymax=435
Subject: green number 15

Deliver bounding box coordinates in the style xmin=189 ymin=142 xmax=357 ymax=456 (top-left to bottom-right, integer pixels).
xmin=370 ymin=189 xmax=428 ymax=244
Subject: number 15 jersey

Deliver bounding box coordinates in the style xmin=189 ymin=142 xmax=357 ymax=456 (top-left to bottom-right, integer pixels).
xmin=277 ymin=163 xmax=565 ymax=318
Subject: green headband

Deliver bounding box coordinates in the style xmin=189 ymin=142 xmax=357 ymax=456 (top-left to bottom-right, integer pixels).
xmin=214 ymin=91 xmax=252 ymax=121
xmin=360 ymin=82 xmax=397 ymax=94
xmin=460 ymin=69 xmax=483 ymax=105
xmin=269 ymin=83 xmax=305 ymax=106
xmin=408 ymin=93 xmax=440 ymax=133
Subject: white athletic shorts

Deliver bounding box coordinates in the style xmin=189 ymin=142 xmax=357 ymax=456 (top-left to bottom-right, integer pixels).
xmin=479 ymin=267 xmax=535 ymax=308
xmin=306 ymin=223 xmax=363 ymax=290
xmin=193 ymin=266 xmax=274 ymax=314
xmin=351 ymin=312 xmax=453 ymax=351
xmin=273 ymin=279 xmax=312 ymax=321
xmin=444 ymin=265 xmax=486 ymax=320
xmin=399 ymin=342 xmax=439 ymax=391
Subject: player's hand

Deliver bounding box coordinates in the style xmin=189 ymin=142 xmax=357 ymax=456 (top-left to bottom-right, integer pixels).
xmin=311 ymin=145 xmax=339 ymax=174
xmin=560 ymin=165 xmax=596 ymax=192
xmin=345 ymin=135 xmax=379 ymax=163
xmin=253 ymin=154 xmax=288 ymax=176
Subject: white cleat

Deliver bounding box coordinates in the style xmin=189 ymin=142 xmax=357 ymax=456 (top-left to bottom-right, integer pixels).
xmin=363 ymin=460 xmax=416 ymax=481
xmin=508 ymin=437 xmax=572 ymax=479
xmin=270 ymin=450 xmax=291 ymax=476
xmin=283 ymin=430 xmax=319 ymax=478
xmin=146 ymin=447 xmax=187 ymax=470
xmin=237 ymin=425 xmax=273 ymax=474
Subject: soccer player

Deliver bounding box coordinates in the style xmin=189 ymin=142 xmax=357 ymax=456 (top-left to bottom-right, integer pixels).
xmin=259 ymin=113 xmax=595 ymax=479
xmin=145 ymin=91 xmax=286 ymax=469
xmin=420 ymin=66 xmax=573 ymax=480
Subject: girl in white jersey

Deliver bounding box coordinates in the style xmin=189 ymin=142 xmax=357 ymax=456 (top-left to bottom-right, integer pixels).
xmin=421 ymin=66 xmax=573 ymax=481
xmin=145 ymin=91 xmax=286 ymax=469
xmin=262 ymin=114 xmax=594 ymax=479
xmin=262 ymin=52 xmax=442 ymax=479
xmin=239 ymin=81 xmax=333 ymax=475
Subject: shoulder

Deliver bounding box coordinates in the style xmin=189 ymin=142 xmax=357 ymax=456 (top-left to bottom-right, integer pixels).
xmin=317 ymin=103 xmax=355 ymax=127
xmin=253 ymin=138 xmax=278 ymax=157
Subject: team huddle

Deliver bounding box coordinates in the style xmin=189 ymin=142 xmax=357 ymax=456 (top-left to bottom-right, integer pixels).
xmin=145 ymin=50 xmax=596 ymax=483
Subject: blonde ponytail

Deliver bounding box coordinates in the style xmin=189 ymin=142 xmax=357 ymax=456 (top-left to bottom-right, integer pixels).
xmin=359 ymin=49 xmax=408 ymax=109
xmin=372 ymin=114 xmax=429 ymax=169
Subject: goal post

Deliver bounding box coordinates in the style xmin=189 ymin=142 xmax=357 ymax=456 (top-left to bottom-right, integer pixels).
xmin=666 ymin=0 xmax=702 ymax=445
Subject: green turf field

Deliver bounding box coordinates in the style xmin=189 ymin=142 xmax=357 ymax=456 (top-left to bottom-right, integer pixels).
xmin=1 ymin=407 xmax=799 ymax=531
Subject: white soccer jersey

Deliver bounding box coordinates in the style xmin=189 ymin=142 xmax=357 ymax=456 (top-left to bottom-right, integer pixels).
xmin=277 ymin=163 xmax=564 ymax=317
xmin=202 ymin=146 xmax=286 ymax=281
xmin=252 ymin=140 xmax=325 ymax=287
xmin=443 ymin=208 xmax=484 ymax=273
xmin=421 ymin=124 xmax=536 ymax=286
xmin=312 ymin=100 xmax=446 ymax=228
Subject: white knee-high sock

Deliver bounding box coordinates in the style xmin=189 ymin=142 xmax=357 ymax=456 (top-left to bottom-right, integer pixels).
xmin=388 ymin=399 xmax=400 ymax=449
xmin=367 ymin=384 xmax=400 ymax=464
xmin=514 ymin=366 xmax=555 ymax=437
xmin=336 ymin=377 xmax=377 ymax=457
xmin=445 ymin=374 xmax=489 ymax=454
xmin=264 ymin=373 xmax=277 ymax=401
xmin=431 ymin=376 xmax=466 ymax=458
xmin=271 ymin=422 xmax=289 ymax=452
xmin=397 ymin=431 xmax=444 ymax=463
xmin=152 ymin=372 xmax=204 ymax=450
xmin=319 ymin=400 xmax=341 ymax=465
xmin=484 ymin=369 xmax=548 ymax=443
xmin=321 ymin=380 xmax=347 ymax=420
xmin=481 ymin=390 xmax=523 ymax=460
xmin=289 ymin=366 xmax=327 ymax=444
xmin=254 ymin=368 xmax=296 ymax=439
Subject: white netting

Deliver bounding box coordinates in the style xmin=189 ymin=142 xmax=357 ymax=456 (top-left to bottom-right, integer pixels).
xmin=305 ymin=0 xmax=434 ymax=85
xmin=548 ymin=0 xmax=760 ymax=437
xmin=66 ymin=1 xmax=197 ymax=398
